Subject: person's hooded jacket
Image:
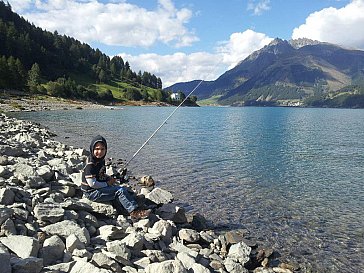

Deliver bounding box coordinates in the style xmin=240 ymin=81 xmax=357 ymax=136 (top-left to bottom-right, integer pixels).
xmin=81 ymin=135 xmax=110 ymax=192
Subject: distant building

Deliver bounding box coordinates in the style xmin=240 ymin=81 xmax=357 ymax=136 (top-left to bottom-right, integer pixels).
xmin=170 ymin=93 xmax=181 ymax=101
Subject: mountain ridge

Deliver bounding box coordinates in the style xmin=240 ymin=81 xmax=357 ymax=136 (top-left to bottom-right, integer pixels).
xmin=166 ymin=38 xmax=364 ymax=108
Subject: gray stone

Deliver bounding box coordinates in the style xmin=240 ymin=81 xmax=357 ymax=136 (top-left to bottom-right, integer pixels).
xmin=148 ymin=219 xmax=175 ymax=243
xmin=141 ymin=250 xmax=168 ymax=262
xmin=92 ymin=252 xmax=123 ymax=273
xmin=0 ymin=218 xmax=17 ymax=236
xmin=133 ymin=256 xmax=151 ymax=269
xmin=156 ymin=203 xmax=187 ymax=224
xmin=78 ymin=198 xmax=115 ymax=215
xmin=179 ymin=228 xmax=200 ymax=243
xmin=145 ymin=259 xmax=187 ymax=273
xmin=98 ymin=225 xmax=127 ymax=240
xmin=104 ymin=241 xmax=132 ymax=266
xmin=224 ymin=257 xmax=248 ymax=273
xmin=10 ymin=257 xmax=43 ymax=273
xmin=0 ymin=235 xmax=39 ymax=258
xmin=0 ymin=145 xmax=25 ymax=157
xmin=66 ymin=234 xmax=85 ymax=253
xmin=121 ymin=232 xmax=145 ymax=252
xmin=0 ymin=207 xmax=13 ymax=225
xmin=177 ymin=252 xmax=196 ymax=269
xmin=191 ymin=263 xmax=211 ymax=273
xmin=69 ymin=260 xmax=111 ymax=273
xmin=40 ymin=235 xmax=66 ymax=266
xmin=34 ymin=203 xmax=64 ymax=223
xmin=36 ymin=165 xmax=54 ymax=182
xmin=0 ymin=188 xmax=15 ymax=205
xmin=43 ymin=261 xmax=76 ymax=273
xmin=69 ymin=172 xmax=83 ymax=187
xmin=14 ymin=163 xmax=35 ymax=178
xmin=72 ymin=248 xmax=92 ymax=259
xmin=0 ymin=155 xmax=8 ymax=165
xmin=0 ymin=247 xmax=11 ymax=273
xmin=52 ymin=185 xmax=76 ymax=197
xmin=145 ymin=187 xmax=173 ymax=204
xmin=227 ymin=241 xmax=251 ymax=265
xmin=41 ymin=220 xmax=90 ymax=245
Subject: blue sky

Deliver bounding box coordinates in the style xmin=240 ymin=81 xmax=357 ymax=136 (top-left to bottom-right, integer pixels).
xmin=7 ymin=0 xmax=364 ymax=87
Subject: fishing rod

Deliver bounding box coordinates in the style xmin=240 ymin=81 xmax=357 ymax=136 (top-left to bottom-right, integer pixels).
xmin=122 ymin=79 xmax=204 ymax=169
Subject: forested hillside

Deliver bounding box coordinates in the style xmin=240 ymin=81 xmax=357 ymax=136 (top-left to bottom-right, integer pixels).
xmin=0 ymin=1 xmax=168 ymax=103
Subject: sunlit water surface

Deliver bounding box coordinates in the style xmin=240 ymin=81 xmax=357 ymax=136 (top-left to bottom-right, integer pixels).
xmin=12 ymin=106 xmax=364 ymax=272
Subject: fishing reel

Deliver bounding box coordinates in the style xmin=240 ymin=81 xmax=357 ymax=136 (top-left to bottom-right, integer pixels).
xmin=112 ymin=168 xmax=129 ymax=183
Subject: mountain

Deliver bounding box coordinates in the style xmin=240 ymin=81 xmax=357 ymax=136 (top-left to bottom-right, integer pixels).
xmin=166 ymin=38 xmax=364 ymax=108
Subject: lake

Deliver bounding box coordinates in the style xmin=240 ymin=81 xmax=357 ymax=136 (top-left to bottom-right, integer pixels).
xmin=11 ymin=106 xmax=364 ymax=272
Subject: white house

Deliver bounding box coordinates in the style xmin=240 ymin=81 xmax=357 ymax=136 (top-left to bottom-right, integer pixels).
xmin=170 ymin=92 xmax=181 ymax=101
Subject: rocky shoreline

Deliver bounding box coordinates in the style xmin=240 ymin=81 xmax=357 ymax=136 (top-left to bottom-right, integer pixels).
xmin=0 ymin=113 xmax=296 ymax=273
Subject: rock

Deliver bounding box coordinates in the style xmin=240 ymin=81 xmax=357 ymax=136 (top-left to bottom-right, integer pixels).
xmin=10 ymin=257 xmax=43 ymax=273
xmin=191 ymin=213 xmax=209 ymax=231
xmin=0 ymin=208 xmax=13 ymax=226
xmin=105 ymin=241 xmax=132 ymax=266
xmin=92 ymin=252 xmax=122 ymax=273
xmin=140 ymin=175 xmax=155 ymax=187
xmin=145 ymin=259 xmax=187 ymax=273
xmin=148 ymin=219 xmax=176 ymax=243
xmin=34 ymin=203 xmax=64 ymax=223
xmin=177 ymin=252 xmax=196 ymax=269
xmin=36 ymin=165 xmax=54 ymax=182
xmin=224 ymin=257 xmax=249 ymax=273
xmin=0 ymin=188 xmax=15 ymax=205
xmin=14 ymin=163 xmax=35 ymax=178
xmin=227 ymin=241 xmax=251 ymax=265
xmin=0 ymin=246 xmax=11 ymax=273
xmin=79 ymin=198 xmax=115 ymax=216
xmin=43 ymin=262 xmax=76 ymax=273
xmin=145 ymin=187 xmax=173 ymax=204
xmin=65 ymin=234 xmax=85 ymax=254
xmin=69 ymin=260 xmax=111 ymax=273
xmin=191 ymin=262 xmax=211 ymax=273
xmin=0 ymin=218 xmax=17 ymax=236
xmin=155 ymin=203 xmax=187 ymax=224
xmin=121 ymin=232 xmax=145 ymax=252
xmin=40 ymin=235 xmax=65 ymax=266
xmin=0 ymin=235 xmax=39 ymax=258
xmin=0 ymin=155 xmax=8 ymax=165
xmin=41 ymin=220 xmax=90 ymax=245
xmin=225 ymin=230 xmax=245 ymax=245
xmin=98 ymin=225 xmax=127 ymax=241
xmin=179 ymin=228 xmax=200 ymax=243
xmin=26 ymin=176 xmax=46 ymax=189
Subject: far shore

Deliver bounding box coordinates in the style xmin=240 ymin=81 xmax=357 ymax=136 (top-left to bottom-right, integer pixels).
xmin=0 ymin=92 xmax=194 ymax=113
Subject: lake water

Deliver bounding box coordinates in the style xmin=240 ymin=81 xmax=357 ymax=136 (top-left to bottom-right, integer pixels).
xmin=11 ymin=106 xmax=364 ymax=272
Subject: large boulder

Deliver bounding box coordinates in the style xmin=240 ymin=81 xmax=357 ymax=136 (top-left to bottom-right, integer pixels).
xmin=0 ymin=235 xmax=39 ymax=258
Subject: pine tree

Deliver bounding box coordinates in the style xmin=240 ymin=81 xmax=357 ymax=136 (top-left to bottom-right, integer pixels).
xmin=27 ymin=62 xmax=41 ymax=93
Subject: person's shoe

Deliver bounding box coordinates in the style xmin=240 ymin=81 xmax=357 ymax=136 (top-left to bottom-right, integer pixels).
xmin=130 ymin=209 xmax=151 ymax=221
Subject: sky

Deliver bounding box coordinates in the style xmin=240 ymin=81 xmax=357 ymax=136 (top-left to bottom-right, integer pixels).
xmin=6 ymin=0 xmax=364 ymax=87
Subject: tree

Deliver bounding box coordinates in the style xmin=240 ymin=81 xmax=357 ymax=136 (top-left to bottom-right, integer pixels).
xmin=27 ymin=62 xmax=41 ymax=93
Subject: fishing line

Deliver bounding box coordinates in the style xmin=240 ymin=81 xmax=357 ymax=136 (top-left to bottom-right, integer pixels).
xmin=123 ymin=79 xmax=204 ymax=168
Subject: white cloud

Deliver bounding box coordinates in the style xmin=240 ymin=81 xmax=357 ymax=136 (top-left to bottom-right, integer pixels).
xmin=247 ymin=0 xmax=271 ymax=16
xmin=7 ymin=0 xmax=198 ymax=48
xmin=217 ymin=29 xmax=273 ymax=69
xmin=292 ymin=0 xmax=364 ymax=49
xmin=120 ymin=29 xmax=273 ymax=87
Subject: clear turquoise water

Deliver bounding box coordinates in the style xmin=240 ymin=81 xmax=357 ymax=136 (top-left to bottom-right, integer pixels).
xmin=12 ymin=106 xmax=364 ymax=272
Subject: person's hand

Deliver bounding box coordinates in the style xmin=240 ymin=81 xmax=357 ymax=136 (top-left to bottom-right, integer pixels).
xmin=107 ymin=177 xmax=117 ymax=186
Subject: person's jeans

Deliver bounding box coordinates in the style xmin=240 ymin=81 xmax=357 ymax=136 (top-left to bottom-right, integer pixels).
xmin=84 ymin=186 xmax=138 ymax=213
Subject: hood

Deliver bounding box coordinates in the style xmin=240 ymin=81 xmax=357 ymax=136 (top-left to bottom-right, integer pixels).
xmin=89 ymin=135 xmax=107 ymax=161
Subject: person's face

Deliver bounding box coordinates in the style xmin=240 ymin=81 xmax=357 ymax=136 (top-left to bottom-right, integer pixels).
xmin=93 ymin=142 xmax=106 ymax=159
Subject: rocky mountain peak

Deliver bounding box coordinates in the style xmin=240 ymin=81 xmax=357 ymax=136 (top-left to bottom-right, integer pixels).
xmin=289 ymin=38 xmax=324 ymax=49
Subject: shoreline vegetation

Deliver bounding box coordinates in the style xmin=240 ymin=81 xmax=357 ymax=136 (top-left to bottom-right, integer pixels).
xmin=0 ymin=101 xmax=298 ymax=272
